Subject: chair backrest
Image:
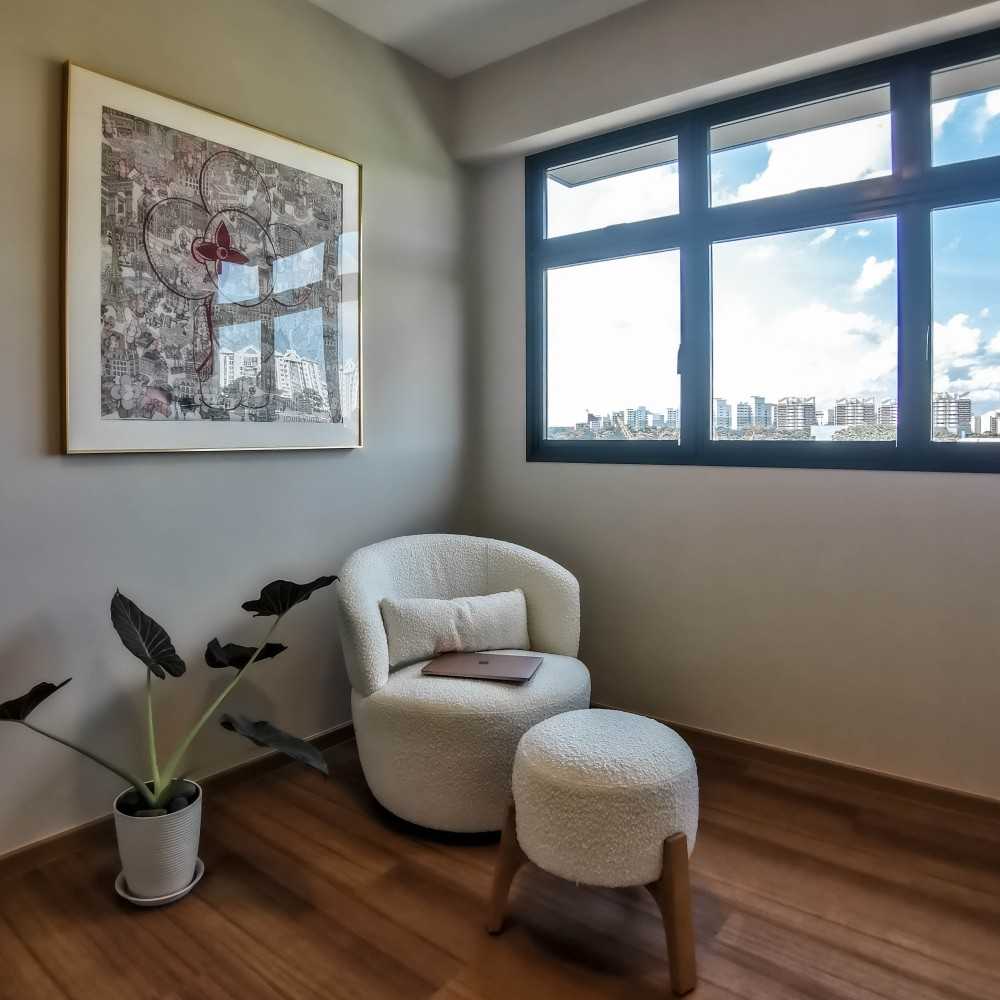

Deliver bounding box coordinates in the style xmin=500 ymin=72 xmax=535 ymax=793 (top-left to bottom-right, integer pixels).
xmin=335 ymin=534 xmax=580 ymax=696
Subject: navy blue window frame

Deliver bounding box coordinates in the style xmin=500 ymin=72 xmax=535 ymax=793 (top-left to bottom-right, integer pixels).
xmin=526 ymin=28 xmax=1000 ymax=473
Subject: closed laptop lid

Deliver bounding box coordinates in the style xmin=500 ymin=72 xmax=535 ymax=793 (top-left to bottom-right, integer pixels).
xmin=421 ymin=652 xmax=543 ymax=683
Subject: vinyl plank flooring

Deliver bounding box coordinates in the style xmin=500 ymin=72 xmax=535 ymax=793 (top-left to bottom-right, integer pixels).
xmin=1 ymin=739 xmax=998 ymax=1000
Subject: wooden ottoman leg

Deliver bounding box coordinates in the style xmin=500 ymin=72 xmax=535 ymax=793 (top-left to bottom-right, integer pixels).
xmin=646 ymin=833 xmax=697 ymax=996
xmin=487 ymin=802 xmax=527 ymax=934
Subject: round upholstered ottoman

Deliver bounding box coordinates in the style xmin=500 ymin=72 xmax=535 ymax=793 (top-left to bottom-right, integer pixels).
xmin=487 ymin=709 xmax=699 ymax=996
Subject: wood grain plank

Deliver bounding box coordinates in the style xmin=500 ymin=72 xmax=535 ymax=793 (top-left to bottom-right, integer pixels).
xmin=0 ymin=738 xmax=997 ymax=1000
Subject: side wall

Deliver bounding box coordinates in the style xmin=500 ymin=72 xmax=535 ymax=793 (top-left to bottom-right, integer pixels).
xmin=470 ymin=157 xmax=1000 ymax=800
xmin=0 ymin=0 xmax=467 ymax=853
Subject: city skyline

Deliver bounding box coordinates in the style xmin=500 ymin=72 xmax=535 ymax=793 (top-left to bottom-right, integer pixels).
xmin=546 ymin=84 xmax=1000 ymax=440
xmin=550 ymin=389 xmax=989 ymax=440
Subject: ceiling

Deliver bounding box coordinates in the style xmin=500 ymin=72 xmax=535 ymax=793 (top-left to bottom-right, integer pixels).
xmin=308 ymin=0 xmax=649 ymax=78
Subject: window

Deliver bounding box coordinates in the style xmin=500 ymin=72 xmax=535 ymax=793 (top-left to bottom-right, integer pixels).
xmin=712 ymin=219 xmax=897 ymax=442
xmin=546 ymin=138 xmax=679 ymax=238
xmin=710 ymin=87 xmax=891 ymax=206
xmin=546 ymin=252 xmax=680 ymax=441
xmin=526 ymin=28 xmax=1000 ymax=472
xmin=931 ymin=200 xmax=1000 ymax=441
xmin=932 ymin=55 xmax=1000 ymax=166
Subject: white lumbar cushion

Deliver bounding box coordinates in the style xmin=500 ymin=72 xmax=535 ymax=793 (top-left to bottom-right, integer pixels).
xmin=380 ymin=589 xmax=530 ymax=669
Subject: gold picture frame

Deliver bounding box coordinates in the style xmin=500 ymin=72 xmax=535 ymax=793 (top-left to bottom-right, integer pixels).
xmin=64 ymin=64 xmax=362 ymax=453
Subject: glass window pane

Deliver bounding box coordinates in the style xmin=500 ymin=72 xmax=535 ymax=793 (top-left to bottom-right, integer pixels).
xmin=712 ymin=218 xmax=898 ymax=441
xmin=932 ymin=56 xmax=1000 ymax=166
xmin=710 ymin=87 xmax=891 ymax=206
xmin=546 ymin=138 xmax=678 ymax=238
xmin=932 ymin=200 xmax=1000 ymax=441
xmin=546 ymin=251 xmax=680 ymax=441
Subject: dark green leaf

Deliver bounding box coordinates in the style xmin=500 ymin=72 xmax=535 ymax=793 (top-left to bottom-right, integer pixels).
xmin=220 ymin=714 xmax=328 ymax=775
xmin=241 ymin=576 xmax=337 ymax=617
xmin=0 ymin=679 xmax=71 ymax=722
xmin=204 ymin=639 xmax=287 ymax=670
xmin=110 ymin=590 xmax=185 ymax=679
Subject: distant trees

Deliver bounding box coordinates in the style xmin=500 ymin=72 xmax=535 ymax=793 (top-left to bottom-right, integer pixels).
xmin=831 ymin=424 xmax=896 ymax=441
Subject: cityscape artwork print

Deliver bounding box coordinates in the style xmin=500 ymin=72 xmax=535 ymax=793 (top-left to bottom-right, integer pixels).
xmin=65 ymin=66 xmax=361 ymax=452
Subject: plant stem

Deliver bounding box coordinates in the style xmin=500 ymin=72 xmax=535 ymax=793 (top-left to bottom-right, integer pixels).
xmin=154 ymin=615 xmax=283 ymax=804
xmin=23 ymin=722 xmax=156 ymax=807
xmin=146 ymin=669 xmax=160 ymax=789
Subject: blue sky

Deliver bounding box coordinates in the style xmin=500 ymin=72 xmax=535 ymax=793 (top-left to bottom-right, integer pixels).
xmin=546 ymin=88 xmax=1000 ymax=430
xmin=931 ymin=92 xmax=1000 ymax=419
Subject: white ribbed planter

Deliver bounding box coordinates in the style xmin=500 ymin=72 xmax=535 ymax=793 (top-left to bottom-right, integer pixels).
xmin=113 ymin=783 xmax=202 ymax=900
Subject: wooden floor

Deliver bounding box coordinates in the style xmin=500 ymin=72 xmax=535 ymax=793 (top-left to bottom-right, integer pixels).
xmin=2 ymin=738 xmax=1000 ymax=1000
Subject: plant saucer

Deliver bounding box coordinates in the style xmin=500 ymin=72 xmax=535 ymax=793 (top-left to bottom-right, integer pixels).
xmin=114 ymin=858 xmax=204 ymax=908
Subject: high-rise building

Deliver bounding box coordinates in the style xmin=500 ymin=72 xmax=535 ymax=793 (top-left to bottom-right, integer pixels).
xmin=833 ymin=397 xmax=876 ymax=426
xmin=974 ymin=408 xmax=1000 ymax=435
xmin=878 ymin=399 xmax=897 ymax=426
xmin=713 ymin=398 xmax=731 ymax=431
xmin=663 ymin=408 xmax=679 ymax=430
xmin=339 ymin=358 xmax=359 ymax=415
xmin=648 ymin=412 xmax=665 ymax=428
xmin=932 ymin=392 xmax=972 ymax=434
xmin=776 ymin=396 xmax=816 ymax=431
xmin=274 ymin=350 xmax=327 ymax=402
xmin=751 ymin=396 xmax=768 ymax=427
xmin=218 ymin=345 xmax=261 ymax=389
xmin=765 ymin=403 xmax=776 ymax=427
xmin=626 ymin=406 xmax=648 ymax=431
xmin=736 ymin=401 xmax=753 ymax=429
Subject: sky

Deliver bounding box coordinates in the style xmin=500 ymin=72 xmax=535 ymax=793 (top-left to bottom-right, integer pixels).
xmin=545 ymin=85 xmax=1000 ymax=433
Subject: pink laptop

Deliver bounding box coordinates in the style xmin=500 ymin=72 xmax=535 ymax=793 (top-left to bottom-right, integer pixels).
xmin=421 ymin=651 xmax=543 ymax=684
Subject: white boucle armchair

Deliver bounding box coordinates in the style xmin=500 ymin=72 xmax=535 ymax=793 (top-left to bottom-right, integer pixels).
xmin=335 ymin=534 xmax=591 ymax=833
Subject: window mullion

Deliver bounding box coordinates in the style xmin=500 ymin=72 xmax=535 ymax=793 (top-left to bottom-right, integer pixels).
xmin=525 ymin=157 xmax=547 ymax=458
xmin=892 ymin=64 xmax=932 ymax=456
xmin=536 ymin=215 xmax=684 ymax=269
xmin=897 ymin=204 xmax=932 ymax=454
xmin=678 ymin=117 xmax=710 ymax=455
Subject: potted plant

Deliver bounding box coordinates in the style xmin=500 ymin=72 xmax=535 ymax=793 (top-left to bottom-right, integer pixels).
xmin=0 ymin=573 xmax=336 ymax=904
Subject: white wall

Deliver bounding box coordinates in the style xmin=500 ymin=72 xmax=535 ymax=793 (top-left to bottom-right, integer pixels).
xmin=6 ymin=0 xmax=1000 ymax=860
xmin=456 ymin=0 xmax=1000 ymax=160
xmin=468 ymin=114 xmax=1000 ymax=797
xmin=0 ymin=0 xmax=468 ymax=854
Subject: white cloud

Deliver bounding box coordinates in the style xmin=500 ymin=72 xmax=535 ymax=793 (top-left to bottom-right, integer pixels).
xmin=932 ymin=99 xmax=959 ymax=138
xmin=973 ymin=88 xmax=1000 ymax=138
xmin=930 ymin=314 xmax=1000 ymax=406
xmin=712 ymin=296 xmax=898 ymax=409
xmin=856 ymin=228 xmax=872 ymax=238
xmin=852 ymin=256 xmax=896 ymax=297
xmin=546 ymin=252 xmax=682 ymax=424
xmin=810 ymin=227 xmax=837 ymax=246
xmin=934 ymin=313 xmax=981 ymax=368
xmin=708 ymin=221 xmax=899 ymax=415
xmin=716 ymin=116 xmax=890 ymax=206
xmin=547 ymin=164 xmax=679 ymax=238
xmin=981 ymin=307 xmax=991 ymax=319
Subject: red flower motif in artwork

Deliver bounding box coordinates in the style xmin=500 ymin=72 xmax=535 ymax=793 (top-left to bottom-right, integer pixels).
xmin=191 ymin=221 xmax=249 ymax=275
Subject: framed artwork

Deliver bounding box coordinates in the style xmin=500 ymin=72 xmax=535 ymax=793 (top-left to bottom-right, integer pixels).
xmin=64 ymin=65 xmax=361 ymax=453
